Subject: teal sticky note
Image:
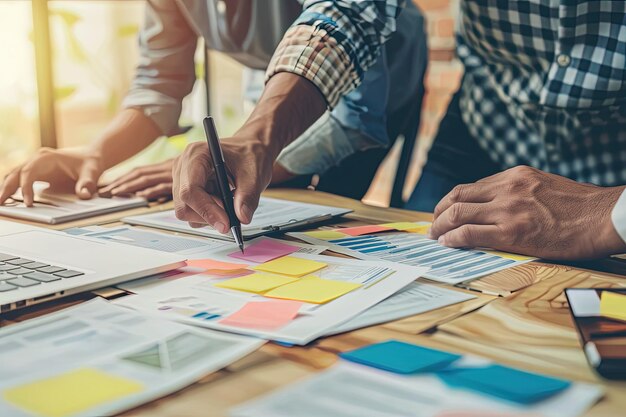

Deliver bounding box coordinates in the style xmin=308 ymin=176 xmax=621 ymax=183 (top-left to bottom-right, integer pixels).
xmin=339 ymin=340 xmax=461 ymax=374
xmin=437 ymin=365 xmax=571 ymax=404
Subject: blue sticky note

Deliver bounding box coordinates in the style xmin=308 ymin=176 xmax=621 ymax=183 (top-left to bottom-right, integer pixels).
xmin=339 ymin=340 xmax=461 ymax=374
xmin=437 ymin=365 xmax=571 ymax=404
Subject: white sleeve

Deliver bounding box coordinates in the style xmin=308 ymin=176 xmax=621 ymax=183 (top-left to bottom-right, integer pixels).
xmin=611 ymin=189 xmax=626 ymax=244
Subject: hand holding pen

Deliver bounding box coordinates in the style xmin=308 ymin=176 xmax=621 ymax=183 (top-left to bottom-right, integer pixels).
xmin=202 ymin=117 xmax=245 ymax=252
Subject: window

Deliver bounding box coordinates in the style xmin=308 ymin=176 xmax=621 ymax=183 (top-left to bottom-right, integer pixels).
xmin=49 ymin=1 xmax=145 ymax=148
xmin=0 ymin=0 xmax=249 ymax=181
xmin=0 ymin=1 xmax=39 ymax=173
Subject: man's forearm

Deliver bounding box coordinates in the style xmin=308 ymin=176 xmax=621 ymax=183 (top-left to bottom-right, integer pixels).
xmin=232 ymin=73 xmax=327 ymax=160
xmin=86 ymin=108 xmax=162 ymax=170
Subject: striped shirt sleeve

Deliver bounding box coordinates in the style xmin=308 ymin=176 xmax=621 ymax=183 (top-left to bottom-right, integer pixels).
xmin=265 ymin=0 xmax=404 ymax=108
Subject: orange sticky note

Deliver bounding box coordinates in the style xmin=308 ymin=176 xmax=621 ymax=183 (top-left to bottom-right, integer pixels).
xmin=219 ymin=300 xmax=303 ymax=330
xmin=337 ymin=225 xmax=393 ymax=236
xmin=185 ymin=259 xmax=249 ymax=273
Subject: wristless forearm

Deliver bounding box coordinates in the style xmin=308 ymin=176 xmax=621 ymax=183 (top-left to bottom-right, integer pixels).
xmin=232 ymin=73 xmax=327 ymax=160
xmin=86 ymin=108 xmax=161 ymax=170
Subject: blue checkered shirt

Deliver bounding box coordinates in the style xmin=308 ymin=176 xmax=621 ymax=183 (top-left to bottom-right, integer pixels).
xmin=267 ymin=0 xmax=626 ymax=186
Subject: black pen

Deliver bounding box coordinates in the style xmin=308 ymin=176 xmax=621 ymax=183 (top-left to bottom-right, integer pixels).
xmin=202 ymin=116 xmax=244 ymax=252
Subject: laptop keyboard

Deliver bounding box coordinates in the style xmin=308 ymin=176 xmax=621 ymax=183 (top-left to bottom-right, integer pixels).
xmin=0 ymin=253 xmax=84 ymax=292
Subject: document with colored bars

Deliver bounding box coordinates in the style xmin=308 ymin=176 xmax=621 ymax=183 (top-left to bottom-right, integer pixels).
xmin=290 ymin=222 xmax=535 ymax=284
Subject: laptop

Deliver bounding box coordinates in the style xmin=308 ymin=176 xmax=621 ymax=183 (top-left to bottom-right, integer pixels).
xmin=0 ymin=182 xmax=148 ymax=224
xmin=0 ymin=220 xmax=186 ymax=312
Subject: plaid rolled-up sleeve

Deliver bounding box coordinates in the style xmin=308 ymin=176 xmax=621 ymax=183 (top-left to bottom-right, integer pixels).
xmin=265 ymin=0 xmax=404 ymax=108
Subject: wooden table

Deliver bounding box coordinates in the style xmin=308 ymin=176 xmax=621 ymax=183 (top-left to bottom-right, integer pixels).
xmin=2 ymin=189 xmax=625 ymax=417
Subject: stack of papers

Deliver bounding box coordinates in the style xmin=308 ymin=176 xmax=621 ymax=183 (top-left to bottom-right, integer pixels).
xmin=115 ymin=253 xmax=426 ymax=345
xmin=123 ymin=197 xmax=351 ymax=241
xmin=291 ymin=221 xmax=535 ymax=284
xmin=329 ymin=282 xmax=475 ymax=335
xmin=0 ymin=299 xmax=263 ymax=417
xmin=73 ymin=226 xmax=475 ymax=340
xmin=231 ymin=341 xmax=603 ymax=417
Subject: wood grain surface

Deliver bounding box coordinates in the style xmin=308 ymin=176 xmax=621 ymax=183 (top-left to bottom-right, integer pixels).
xmin=1 ymin=189 xmax=624 ymax=417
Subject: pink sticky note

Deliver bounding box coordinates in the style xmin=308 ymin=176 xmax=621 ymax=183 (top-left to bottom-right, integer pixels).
xmin=219 ymin=300 xmax=303 ymax=330
xmin=228 ymin=239 xmax=299 ymax=263
xmin=337 ymin=225 xmax=393 ymax=236
xmin=186 ymin=259 xmax=249 ymax=272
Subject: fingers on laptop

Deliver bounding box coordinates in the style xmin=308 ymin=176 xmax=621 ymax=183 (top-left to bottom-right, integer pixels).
xmin=0 ymin=169 xmax=20 ymax=206
xmin=100 ymin=160 xmax=174 ymax=199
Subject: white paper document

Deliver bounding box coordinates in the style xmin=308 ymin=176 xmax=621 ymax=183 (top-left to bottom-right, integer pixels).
xmin=123 ymin=197 xmax=351 ymax=240
xmin=328 ymin=282 xmax=475 ymax=335
xmin=79 ymin=226 xmax=326 ymax=256
xmin=0 ymin=298 xmax=263 ymax=417
xmin=0 ymin=182 xmax=147 ymax=224
xmin=291 ymin=228 xmax=535 ymax=284
xmin=115 ymin=253 xmax=427 ymax=345
xmin=69 ymin=227 xmax=326 ymax=293
xmin=80 ymin=227 xmax=466 ymax=341
xmin=230 ymin=362 xmax=603 ymax=417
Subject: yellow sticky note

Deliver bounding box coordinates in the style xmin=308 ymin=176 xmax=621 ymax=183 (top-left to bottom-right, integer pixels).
xmin=265 ymin=276 xmax=362 ymax=304
xmin=254 ymin=256 xmax=327 ymax=277
xmin=304 ymin=230 xmax=349 ymax=240
xmin=406 ymin=224 xmax=431 ymax=235
xmin=3 ymin=368 xmax=143 ymax=417
xmin=380 ymin=222 xmax=423 ymax=231
xmin=600 ymin=292 xmax=626 ymax=322
xmin=214 ymin=273 xmax=298 ymax=294
xmin=482 ymin=250 xmax=535 ymax=262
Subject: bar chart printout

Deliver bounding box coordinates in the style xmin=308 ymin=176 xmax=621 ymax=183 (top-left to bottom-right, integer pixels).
xmin=292 ymin=231 xmax=534 ymax=284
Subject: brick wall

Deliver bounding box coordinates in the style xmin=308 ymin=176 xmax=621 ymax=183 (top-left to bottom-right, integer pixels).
xmin=363 ymin=0 xmax=463 ymax=207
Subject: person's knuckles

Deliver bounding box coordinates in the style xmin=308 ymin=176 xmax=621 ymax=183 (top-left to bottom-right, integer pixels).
xmin=178 ymin=185 xmax=196 ymax=205
xmin=432 ymin=201 xmax=449 ymax=220
xmin=434 ymin=203 xmax=470 ymax=236
xmin=449 ymin=184 xmax=472 ymax=203
xmin=185 ymin=142 xmax=209 ymax=160
xmin=449 ymin=225 xmax=476 ymax=247
xmin=174 ymin=204 xmax=194 ymax=221
xmin=447 ymin=203 xmax=470 ymax=226
xmin=110 ymin=186 xmax=129 ymax=195
xmin=196 ymin=204 xmax=224 ymax=225
xmin=143 ymin=184 xmax=171 ymax=200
